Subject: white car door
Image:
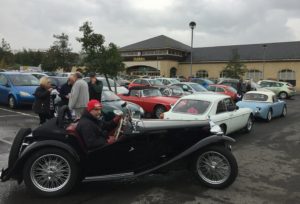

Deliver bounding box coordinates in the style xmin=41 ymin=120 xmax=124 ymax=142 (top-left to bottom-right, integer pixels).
xmin=210 ymin=99 xmax=233 ymax=134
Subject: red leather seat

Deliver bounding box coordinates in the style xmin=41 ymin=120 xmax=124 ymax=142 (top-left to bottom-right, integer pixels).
xmin=66 ymin=123 xmax=87 ymax=152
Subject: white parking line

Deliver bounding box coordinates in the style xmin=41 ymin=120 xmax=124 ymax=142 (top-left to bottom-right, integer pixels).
xmin=0 ymin=107 xmax=39 ymax=118
xmin=0 ymin=138 xmax=12 ymax=145
xmin=0 ymin=115 xmax=22 ymax=118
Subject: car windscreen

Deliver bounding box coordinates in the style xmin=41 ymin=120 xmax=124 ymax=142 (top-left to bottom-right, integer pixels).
xmin=243 ymin=93 xmax=268 ymax=102
xmin=189 ymin=84 xmax=208 ymax=92
xmin=148 ymin=79 xmax=163 ymax=86
xmin=170 ymin=79 xmax=180 ymax=84
xmin=98 ymin=78 xmax=120 ymax=87
xmin=8 ymin=74 xmax=39 ymax=86
xmin=102 ymin=90 xmax=121 ymax=102
xmin=172 ymin=99 xmax=211 ymax=115
xmin=142 ymin=88 xmax=162 ymax=97
xmin=227 ymin=86 xmax=237 ymax=93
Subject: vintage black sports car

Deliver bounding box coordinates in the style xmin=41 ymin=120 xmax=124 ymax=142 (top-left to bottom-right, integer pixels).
xmin=1 ymin=105 xmax=238 ymax=197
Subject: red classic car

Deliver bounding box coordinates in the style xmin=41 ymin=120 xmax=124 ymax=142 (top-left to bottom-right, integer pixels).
xmin=118 ymin=86 xmax=179 ymax=118
xmin=207 ymin=84 xmax=238 ymax=101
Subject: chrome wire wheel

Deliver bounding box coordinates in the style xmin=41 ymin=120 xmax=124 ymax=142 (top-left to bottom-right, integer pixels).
xmin=30 ymin=154 xmax=71 ymax=193
xmin=196 ymin=151 xmax=231 ymax=185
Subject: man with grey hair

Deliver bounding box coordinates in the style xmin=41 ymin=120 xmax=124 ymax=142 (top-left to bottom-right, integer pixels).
xmin=68 ymin=72 xmax=89 ymax=118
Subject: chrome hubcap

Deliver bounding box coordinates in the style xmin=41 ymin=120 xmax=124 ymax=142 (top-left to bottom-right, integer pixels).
xmin=30 ymin=154 xmax=71 ymax=192
xmin=280 ymin=93 xmax=287 ymax=99
xmin=197 ymin=151 xmax=230 ymax=185
xmin=9 ymin=98 xmax=14 ymax=107
xmin=247 ymin=118 xmax=253 ymax=130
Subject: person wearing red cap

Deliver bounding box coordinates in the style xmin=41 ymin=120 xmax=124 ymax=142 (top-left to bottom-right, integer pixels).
xmin=76 ymin=99 xmax=121 ymax=149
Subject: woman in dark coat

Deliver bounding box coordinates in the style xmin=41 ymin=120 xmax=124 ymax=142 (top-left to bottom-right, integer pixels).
xmin=33 ymin=76 xmax=54 ymax=124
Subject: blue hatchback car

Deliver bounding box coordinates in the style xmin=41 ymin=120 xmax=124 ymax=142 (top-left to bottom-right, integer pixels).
xmin=0 ymin=72 xmax=39 ymax=108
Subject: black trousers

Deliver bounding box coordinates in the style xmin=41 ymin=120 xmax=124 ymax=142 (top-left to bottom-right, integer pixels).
xmin=38 ymin=113 xmax=53 ymax=124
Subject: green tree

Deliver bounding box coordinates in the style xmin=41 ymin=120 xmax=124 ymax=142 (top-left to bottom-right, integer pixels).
xmin=14 ymin=49 xmax=45 ymax=67
xmin=77 ymin=21 xmax=124 ymax=91
xmin=42 ymin=33 xmax=78 ymax=71
xmin=223 ymin=49 xmax=247 ymax=79
xmin=0 ymin=38 xmax=14 ymax=68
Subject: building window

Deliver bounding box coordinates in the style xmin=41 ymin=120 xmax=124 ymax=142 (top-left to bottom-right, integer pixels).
xmin=220 ymin=70 xmax=227 ymax=78
xmin=196 ymin=70 xmax=208 ymax=78
xmin=278 ymin=69 xmax=296 ymax=86
xmin=245 ymin=69 xmax=263 ymax=81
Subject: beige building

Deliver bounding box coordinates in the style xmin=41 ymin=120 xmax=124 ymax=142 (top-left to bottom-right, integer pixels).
xmin=120 ymin=35 xmax=300 ymax=91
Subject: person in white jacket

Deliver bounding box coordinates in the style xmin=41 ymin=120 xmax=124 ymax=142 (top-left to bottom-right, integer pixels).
xmin=68 ymin=72 xmax=89 ymax=118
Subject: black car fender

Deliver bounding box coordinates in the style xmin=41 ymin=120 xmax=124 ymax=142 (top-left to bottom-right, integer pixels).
xmin=2 ymin=140 xmax=81 ymax=182
xmin=135 ymin=135 xmax=234 ymax=177
xmin=19 ymin=140 xmax=81 ymax=162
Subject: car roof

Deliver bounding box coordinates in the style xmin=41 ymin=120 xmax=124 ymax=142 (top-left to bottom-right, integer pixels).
xmin=179 ymin=93 xmax=229 ymax=101
xmin=1 ymin=72 xmax=32 ymax=75
xmin=174 ymin=82 xmax=198 ymax=85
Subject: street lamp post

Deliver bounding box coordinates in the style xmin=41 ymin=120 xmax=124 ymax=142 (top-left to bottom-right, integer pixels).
xmin=189 ymin=21 xmax=196 ymax=78
xmin=262 ymin=44 xmax=267 ymax=79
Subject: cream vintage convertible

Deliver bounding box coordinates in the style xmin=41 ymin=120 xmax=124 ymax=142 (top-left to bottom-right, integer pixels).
xmin=162 ymin=93 xmax=254 ymax=135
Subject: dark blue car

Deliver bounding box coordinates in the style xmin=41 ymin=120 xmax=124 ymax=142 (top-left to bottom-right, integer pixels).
xmin=0 ymin=72 xmax=39 ymax=108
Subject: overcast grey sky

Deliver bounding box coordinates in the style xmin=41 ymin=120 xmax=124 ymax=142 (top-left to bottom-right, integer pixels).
xmin=1 ymin=0 xmax=300 ymax=52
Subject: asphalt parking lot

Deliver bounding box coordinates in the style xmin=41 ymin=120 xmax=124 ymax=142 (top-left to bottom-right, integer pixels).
xmin=0 ymin=96 xmax=299 ymax=204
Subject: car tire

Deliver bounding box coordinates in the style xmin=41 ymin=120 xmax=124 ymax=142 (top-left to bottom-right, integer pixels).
xmin=23 ymin=147 xmax=79 ymax=197
xmin=220 ymin=124 xmax=227 ymax=135
xmin=266 ymin=109 xmax=272 ymax=122
xmin=8 ymin=96 xmax=17 ymax=109
xmin=244 ymin=115 xmax=254 ymax=133
xmin=8 ymin=128 xmax=32 ymax=168
xmin=278 ymin=91 xmax=288 ymax=99
xmin=281 ymin=105 xmax=287 ymax=117
xmin=154 ymin=105 xmax=166 ymax=119
xmin=192 ymin=145 xmax=238 ymax=189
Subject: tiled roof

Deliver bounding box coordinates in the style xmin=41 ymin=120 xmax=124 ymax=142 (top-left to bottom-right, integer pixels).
xmin=119 ymin=35 xmax=191 ymax=52
xmin=184 ymin=41 xmax=300 ymax=63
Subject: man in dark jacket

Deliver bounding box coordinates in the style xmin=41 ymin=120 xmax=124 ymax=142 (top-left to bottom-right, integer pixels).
xmin=88 ymin=72 xmax=103 ymax=101
xmin=58 ymin=78 xmax=73 ymax=107
xmin=76 ymin=100 xmax=121 ymax=150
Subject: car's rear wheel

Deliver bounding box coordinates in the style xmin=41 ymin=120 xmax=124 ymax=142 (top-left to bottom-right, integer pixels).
xmin=8 ymin=96 xmax=17 ymax=109
xmin=192 ymin=145 xmax=238 ymax=189
xmin=23 ymin=147 xmax=79 ymax=197
xmin=8 ymin=128 xmax=32 ymax=168
xmin=244 ymin=115 xmax=254 ymax=133
xmin=278 ymin=91 xmax=288 ymax=99
xmin=154 ymin=105 xmax=166 ymax=119
xmin=266 ymin=109 xmax=272 ymax=122
xmin=281 ymin=105 xmax=287 ymax=117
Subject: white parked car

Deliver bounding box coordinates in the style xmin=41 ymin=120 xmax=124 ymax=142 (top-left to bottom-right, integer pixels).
xmin=162 ymin=93 xmax=254 ymax=135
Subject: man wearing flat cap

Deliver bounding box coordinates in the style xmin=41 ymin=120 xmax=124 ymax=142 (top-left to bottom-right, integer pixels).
xmin=76 ymin=100 xmax=121 ymax=150
xmin=88 ymin=72 xmax=103 ymax=102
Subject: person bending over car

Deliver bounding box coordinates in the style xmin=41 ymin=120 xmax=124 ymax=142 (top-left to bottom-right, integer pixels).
xmin=76 ymin=100 xmax=121 ymax=150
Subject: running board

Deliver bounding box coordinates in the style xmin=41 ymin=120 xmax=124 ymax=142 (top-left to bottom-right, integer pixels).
xmin=83 ymin=172 xmax=134 ymax=182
